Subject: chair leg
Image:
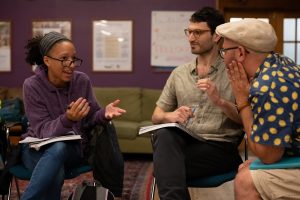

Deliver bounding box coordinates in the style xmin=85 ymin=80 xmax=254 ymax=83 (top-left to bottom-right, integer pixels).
xmin=150 ymin=176 xmax=156 ymax=200
xmin=8 ymin=177 xmax=12 ymax=200
xmin=7 ymin=176 xmax=21 ymax=200
xmin=15 ymin=177 xmax=21 ymax=199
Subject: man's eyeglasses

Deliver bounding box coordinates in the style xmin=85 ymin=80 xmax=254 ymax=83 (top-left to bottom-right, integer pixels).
xmin=218 ymin=47 xmax=239 ymax=59
xmin=184 ymin=29 xmax=211 ymax=39
xmin=46 ymin=56 xmax=83 ymax=68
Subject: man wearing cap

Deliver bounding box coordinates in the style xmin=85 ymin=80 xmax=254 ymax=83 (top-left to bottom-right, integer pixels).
xmin=216 ymin=19 xmax=300 ymax=199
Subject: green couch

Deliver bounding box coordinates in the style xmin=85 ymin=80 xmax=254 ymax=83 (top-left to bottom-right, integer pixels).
xmin=93 ymin=87 xmax=161 ymax=154
xmin=0 ymin=87 xmax=162 ymax=154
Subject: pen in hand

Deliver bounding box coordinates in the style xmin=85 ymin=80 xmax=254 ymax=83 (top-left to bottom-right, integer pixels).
xmin=185 ymin=106 xmax=197 ymax=127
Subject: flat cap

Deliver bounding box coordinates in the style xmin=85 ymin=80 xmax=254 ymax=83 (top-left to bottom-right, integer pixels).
xmin=216 ymin=19 xmax=277 ymax=53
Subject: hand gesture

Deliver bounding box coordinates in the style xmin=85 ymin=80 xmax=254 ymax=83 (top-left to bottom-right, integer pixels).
xmin=66 ymin=97 xmax=90 ymax=121
xmin=226 ymin=60 xmax=250 ymax=104
xmin=166 ymin=106 xmax=194 ymax=124
xmin=105 ymin=99 xmax=126 ymax=120
xmin=196 ymin=78 xmax=221 ymax=105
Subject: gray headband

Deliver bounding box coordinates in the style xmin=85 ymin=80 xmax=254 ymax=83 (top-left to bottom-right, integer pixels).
xmin=39 ymin=31 xmax=69 ymax=57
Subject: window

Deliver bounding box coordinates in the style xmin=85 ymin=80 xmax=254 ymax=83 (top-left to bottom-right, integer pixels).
xmin=283 ymin=18 xmax=300 ymax=64
xmin=218 ymin=0 xmax=300 ymax=62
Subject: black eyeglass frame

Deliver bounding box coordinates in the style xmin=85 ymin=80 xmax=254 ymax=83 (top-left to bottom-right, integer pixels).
xmin=46 ymin=55 xmax=83 ymax=68
xmin=218 ymin=47 xmax=239 ymax=59
xmin=184 ymin=28 xmax=211 ymax=38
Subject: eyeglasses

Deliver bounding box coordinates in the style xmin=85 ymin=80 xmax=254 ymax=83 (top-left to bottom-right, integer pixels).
xmin=184 ymin=28 xmax=211 ymax=39
xmin=46 ymin=55 xmax=83 ymax=68
xmin=218 ymin=47 xmax=239 ymax=59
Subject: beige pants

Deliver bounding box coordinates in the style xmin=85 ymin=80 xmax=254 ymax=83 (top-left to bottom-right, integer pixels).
xmin=251 ymin=169 xmax=300 ymax=200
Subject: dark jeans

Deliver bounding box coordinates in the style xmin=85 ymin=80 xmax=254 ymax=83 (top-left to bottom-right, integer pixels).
xmin=153 ymin=127 xmax=242 ymax=200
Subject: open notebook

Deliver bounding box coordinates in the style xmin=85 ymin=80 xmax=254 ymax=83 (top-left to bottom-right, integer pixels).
xmin=19 ymin=134 xmax=82 ymax=151
xmin=139 ymin=122 xmax=205 ymax=141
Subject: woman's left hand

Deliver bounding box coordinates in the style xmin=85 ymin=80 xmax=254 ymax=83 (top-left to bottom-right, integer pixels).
xmin=66 ymin=97 xmax=90 ymax=121
xmin=105 ymin=99 xmax=126 ymax=120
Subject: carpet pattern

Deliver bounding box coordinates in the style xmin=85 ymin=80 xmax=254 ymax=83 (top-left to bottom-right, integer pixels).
xmin=9 ymin=159 xmax=153 ymax=200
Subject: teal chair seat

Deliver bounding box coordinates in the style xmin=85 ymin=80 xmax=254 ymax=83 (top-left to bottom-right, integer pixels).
xmin=250 ymin=156 xmax=300 ymax=170
xmin=9 ymin=164 xmax=92 ymax=180
xmin=148 ymin=132 xmax=247 ymax=199
xmin=4 ymin=122 xmax=93 ymax=200
xmin=8 ymin=164 xmax=92 ymax=200
xmin=149 ymin=165 xmax=239 ymax=199
xmin=187 ymin=170 xmax=237 ymax=187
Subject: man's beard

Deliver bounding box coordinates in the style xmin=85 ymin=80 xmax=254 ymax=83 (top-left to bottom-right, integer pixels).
xmin=190 ymin=44 xmax=214 ymax=56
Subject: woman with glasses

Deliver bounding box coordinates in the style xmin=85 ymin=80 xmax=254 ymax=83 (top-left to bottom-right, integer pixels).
xmin=20 ymin=31 xmax=126 ymax=200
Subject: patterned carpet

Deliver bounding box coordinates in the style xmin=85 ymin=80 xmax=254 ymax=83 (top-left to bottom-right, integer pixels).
xmin=9 ymin=155 xmax=154 ymax=200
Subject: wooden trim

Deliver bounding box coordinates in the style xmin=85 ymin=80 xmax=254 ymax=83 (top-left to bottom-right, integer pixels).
xmin=216 ymin=0 xmax=300 ymax=56
xmin=217 ymin=0 xmax=300 ymax=12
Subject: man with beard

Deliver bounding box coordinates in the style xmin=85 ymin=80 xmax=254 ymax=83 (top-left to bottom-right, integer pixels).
xmin=151 ymin=7 xmax=243 ymax=200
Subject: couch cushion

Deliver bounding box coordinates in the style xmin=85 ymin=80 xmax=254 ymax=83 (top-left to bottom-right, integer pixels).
xmin=6 ymin=87 xmax=23 ymax=100
xmin=0 ymin=87 xmax=8 ymax=100
xmin=141 ymin=88 xmax=161 ymax=121
xmin=93 ymin=87 xmax=142 ymax=122
xmin=113 ymin=120 xmax=139 ymax=140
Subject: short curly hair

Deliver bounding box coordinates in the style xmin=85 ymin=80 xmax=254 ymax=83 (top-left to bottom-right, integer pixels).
xmin=190 ymin=7 xmax=225 ymax=35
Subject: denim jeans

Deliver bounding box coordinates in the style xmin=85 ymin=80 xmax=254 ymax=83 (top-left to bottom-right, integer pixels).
xmin=20 ymin=141 xmax=83 ymax=200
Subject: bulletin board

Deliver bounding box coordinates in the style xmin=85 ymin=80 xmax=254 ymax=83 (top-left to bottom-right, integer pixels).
xmin=151 ymin=11 xmax=194 ymax=70
xmin=93 ymin=20 xmax=132 ymax=72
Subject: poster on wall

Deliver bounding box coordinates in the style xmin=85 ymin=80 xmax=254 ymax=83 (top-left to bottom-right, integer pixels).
xmin=31 ymin=21 xmax=72 ymax=70
xmin=93 ymin=20 xmax=132 ymax=72
xmin=0 ymin=21 xmax=11 ymax=72
xmin=151 ymin=11 xmax=194 ymax=70
xmin=32 ymin=21 xmax=71 ymax=38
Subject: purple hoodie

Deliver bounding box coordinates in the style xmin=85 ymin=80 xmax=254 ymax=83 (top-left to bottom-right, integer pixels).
xmin=22 ymin=65 xmax=108 ymax=140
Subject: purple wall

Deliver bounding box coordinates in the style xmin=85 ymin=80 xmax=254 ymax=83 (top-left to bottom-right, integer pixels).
xmin=0 ymin=0 xmax=215 ymax=89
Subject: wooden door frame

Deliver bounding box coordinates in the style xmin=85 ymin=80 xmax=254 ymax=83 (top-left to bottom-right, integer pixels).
xmin=215 ymin=0 xmax=300 ymax=53
xmin=216 ymin=0 xmax=300 ymax=12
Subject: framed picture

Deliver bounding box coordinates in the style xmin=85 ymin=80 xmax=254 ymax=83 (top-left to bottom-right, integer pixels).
xmin=32 ymin=20 xmax=71 ymax=38
xmin=0 ymin=21 xmax=11 ymax=72
xmin=93 ymin=20 xmax=132 ymax=72
xmin=151 ymin=11 xmax=194 ymax=71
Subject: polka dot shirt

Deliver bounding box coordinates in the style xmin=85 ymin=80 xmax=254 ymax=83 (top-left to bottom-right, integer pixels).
xmin=249 ymin=53 xmax=300 ymax=155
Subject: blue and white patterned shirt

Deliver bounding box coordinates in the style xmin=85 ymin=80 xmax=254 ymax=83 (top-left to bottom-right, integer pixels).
xmin=250 ymin=53 xmax=300 ymax=156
